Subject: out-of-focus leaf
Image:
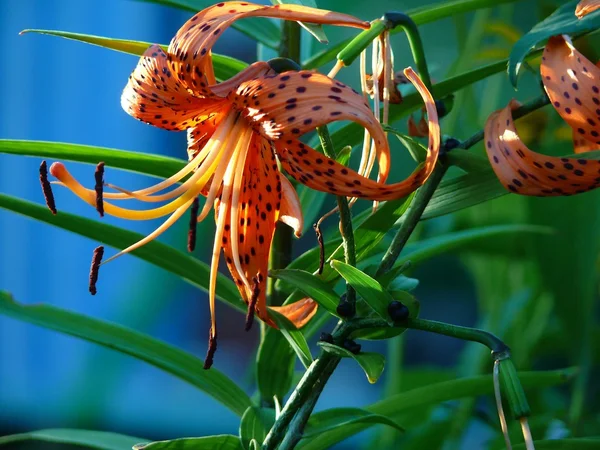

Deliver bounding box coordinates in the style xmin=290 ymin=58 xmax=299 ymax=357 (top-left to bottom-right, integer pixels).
xmin=318 ymin=342 xmax=385 ymax=383
xmin=256 ymin=328 xmax=295 ymax=406
xmin=239 ymin=407 xmax=276 ymax=450
xmin=134 ymin=0 xmax=281 ymax=49
xmin=304 ymin=407 xmax=404 ymax=438
xmin=303 ymin=0 xmax=523 ymax=68
xmin=271 ymin=0 xmax=328 ymax=43
xmin=508 ymin=0 xmax=600 ymax=86
xmin=0 ymin=292 xmax=251 ymax=416
xmin=0 ymin=139 xmax=184 ymax=179
xmin=447 ymin=149 xmax=491 ymax=172
xmin=134 ymin=436 xmax=243 ymax=449
xmin=297 ymin=368 xmax=576 ymax=450
xmin=0 ymin=195 xmax=242 ymax=310
xmin=268 ymin=309 xmax=313 ymax=368
xmin=512 ymin=439 xmax=600 ymax=449
xmin=0 ymin=429 xmax=144 ymax=450
xmin=269 ymin=269 xmax=339 ymax=317
xmin=330 ymin=260 xmax=394 ymax=325
xmin=20 ymin=30 xmax=247 ymax=81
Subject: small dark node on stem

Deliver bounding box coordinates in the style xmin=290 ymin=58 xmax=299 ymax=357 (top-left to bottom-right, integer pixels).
xmin=267 ymin=57 xmax=301 ymax=73
xmin=187 ymin=197 xmax=200 ymax=252
xmin=441 ymin=137 xmax=461 ymax=156
xmin=336 ymin=293 xmax=356 ymax=318
xmin=88 ymin=246 xmax=104 ymax=296
xmin=382 ymin=11 xmax=409 ymax=29
xmin=313 ymin=223 xmax=325 ymax=275
xmin=245 ymin=276 xmax=260 ymax=331
xmin=94 ymin=162 xmax=105 ymax=217
xmin=204 ymin=329 xmax=218 ymax=369
xmin=343 ymin=338 xmax=361 ymax=354
xmin=39 ymin=160 xmax=57 ymax=215
xmin=388 ymin=300 xmax=410 ymax=322
xmin=436 ymin=95 xmax=454 ymax=119
xmin=319 ymin=332 xmax=334 ymax=344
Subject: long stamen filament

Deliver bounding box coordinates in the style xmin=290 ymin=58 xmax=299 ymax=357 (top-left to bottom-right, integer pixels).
xmin=327 ymin=60 xmax=344 ymax=79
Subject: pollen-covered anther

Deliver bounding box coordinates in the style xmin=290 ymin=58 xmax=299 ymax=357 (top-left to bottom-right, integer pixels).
xmin=203 ymin=329 xmax=218 ymax=370
xmin=187 ymin=196 xmax=200 ymax=252
xmin=245 ymin=276 xmax=260 ymax=332
xmin=89 ymin=246 xmax=104 ymax=296
xmin=94 ymin=162 xmax=105 ymax=217
xmin=39 ymin=160 xmax=57 ymax=215
xmin=313 ymin=223 xmax=325 ymax=275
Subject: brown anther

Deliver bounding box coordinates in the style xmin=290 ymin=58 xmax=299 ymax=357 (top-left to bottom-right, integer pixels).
xmin=39 ymin=160 xmax=57 ymax=215
xmin=313 ymin=223 xmax=325 ymax=275
xmin=187 ymin=197 xmax=200 ymax=252
xmin=407 ymin=110 xmax=429 ymax=138
xmin=203 ymin=329 xmax=218 ymax=370
xmin=94 ymin=162 xmax=105 ymax=217
xmin=365 ymin=70 xmax=407 ymax=104
xmin=245 ymin=276 xmax=260 ymax=331
xmin=88 ymin=246 xmax=104 ymax=295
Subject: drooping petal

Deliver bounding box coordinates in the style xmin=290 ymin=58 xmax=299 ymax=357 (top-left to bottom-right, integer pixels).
xmin=278 ymin=175 xmax=303 ymax=238
xmin=541 ymin=35 xmax=600 ymax=145
xmin=485 ymin=99 xmax=600 ymax=196
xmin=576 ymin=0 xmax=600 ymax=18
xmin=121 ymin=45 xmax=226 ymax=130
xmin=230 ymin=69 xmax=392 ymax=183
xmin=270 ymin=298 xmax=318 ymax=329
xmin=167 ymin=1 xmax=368 ymax=97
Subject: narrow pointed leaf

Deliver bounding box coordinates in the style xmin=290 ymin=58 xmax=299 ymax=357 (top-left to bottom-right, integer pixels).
xmin=136 ymin=0 xmax=281 ymax=48
xmin=269 ymin=269 xmax=339 ymax=317
xmin=303 ymin=407 xmax=404 ymax=438
xmin=134 ymin=436 xmax=243 ymax=450
xmin=297 ymin=368 xmax=576 ymax=450
xmin=0 ymin=429 xmax=144 ymax=450
xmin=330 ymin=260 xmax=395 ymax=325
xmin=20 ymin=30 xmax=247 ymax=81
xmin=267 ymin=308 xmax=313 ymax=368
xmin=318 ymin=342 xmax=385 ymax=383
xmin=508 ymin=1 xmax=600 ymax=87
xmin=0 ymin=195 xmax=242 ymax=310
xmin=256 ymin=328 xmax=295 ymax=405
xmin=239 ymin=407 xmax=276 ymax=450
xmin=0 ymin=292 xmax=251 ymax=416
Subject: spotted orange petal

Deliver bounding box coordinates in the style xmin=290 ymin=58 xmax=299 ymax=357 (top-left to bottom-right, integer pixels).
xmin=121 ymin=45 xmax=226 ymax=130
xmin=270 ymin=297 xmax=318 ymax=329
xmin=230 ymin=69 xmax=392 ymax=184
xmin=573 ymin=131 xmax=600 ymax=153
xmin=485 ymin=99 xmax=600 ymax=196
xmin=576 ymin=0 xmax=600 ymax=18
xmin=167 ymin=1 xmax=368 ymax=98
xmin=541 ymin=35 xmax=600 ymax=146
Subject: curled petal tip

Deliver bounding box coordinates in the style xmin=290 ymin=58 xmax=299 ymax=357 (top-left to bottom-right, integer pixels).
xmin=576 ymin=0 xmax=600 ymax=18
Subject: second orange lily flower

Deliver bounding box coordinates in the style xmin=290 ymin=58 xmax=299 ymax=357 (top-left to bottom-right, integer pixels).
xmin=48 ymin=1 xmax=441 ymax=366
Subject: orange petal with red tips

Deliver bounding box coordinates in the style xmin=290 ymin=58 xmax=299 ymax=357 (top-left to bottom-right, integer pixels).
xmin=167 ymin=1 xmax=368 ymax=98
xmin=485 ymin=99 xmax=600 ymax=196
xmin=230 ymin=69 xmax=392 ymax=184
xmin=576 ymin=0 xmax=600 ymax=18
xmin=121 ymin=45 xmax=226 ymax=130
xmin=541 ymin=35 xmax=600 ymax=146
xmin=270 ymin=298 xmax=318 ymax=329
xmin=219 ymin=133 xmax=284 ymax=326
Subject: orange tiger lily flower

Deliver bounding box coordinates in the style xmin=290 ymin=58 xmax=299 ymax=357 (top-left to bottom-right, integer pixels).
xmin=485 ymin=35 xmax=600 ymax=196
xmin=48 ymin=1 xmax=440 ymax=367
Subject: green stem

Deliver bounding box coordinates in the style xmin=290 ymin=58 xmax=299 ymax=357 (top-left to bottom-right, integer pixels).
xmin=376 ymin=162 xmax=448 ymax=277
xmin=279 ymin=21 xmax=301 ymax=63
xmin=316 ymin=126 xmax=357 ymax=311
xmin=352 ymin=317 xmax=509 ymax=355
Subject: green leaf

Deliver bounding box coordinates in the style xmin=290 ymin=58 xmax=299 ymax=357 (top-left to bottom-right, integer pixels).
xmin=304 ymin=407 xmax=403 ymax=438
xmin=0 ymin=139 xmax=184 ymax=179
xmin=271 ymin=0 xmax=328 ymax=44
xmin=318 ymin=342 xmax=385 ymax=383
xmin=134 ymin=435 xmax=243 ymax=450
xmin=508 ymin=0 xmax=600 ymax=87
xmin=303 ymin=0 xmax=524 ymax=68
xmin=512 ymin=439 xmax=600 ymax=450
xmin=0 ymin=194 xmax=243 ymax=311
xmin=297 ymin=368 xmax=576 ymax=450
xmin=0 ymin=292 xmax=251 ymax=416
xmin=330 ymin=260 xmax=394 ymax=325
xmin=269 ymin=269 xmax=339 ymax=317
xmin=239 ymin=407 xmax=276 ymax=450
xmin=267 ymin=308 xmax=313 ymax=368
xmin=134 ymin=0 xmax=281 ymax=49
xmin=0 ymin=429 xmax=144 ymax=450
xmin=256 ymin=328 xmax=295 ymax=406
xmin=20 ymin=30 xmax=247 ymax=81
